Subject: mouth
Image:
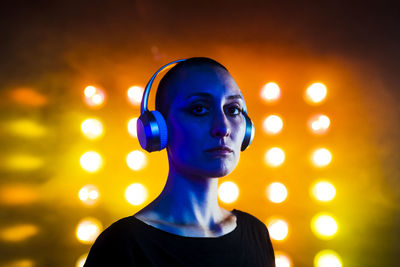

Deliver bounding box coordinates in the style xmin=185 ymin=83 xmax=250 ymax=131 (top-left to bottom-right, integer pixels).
xmin=205 ymin=146 xmax=233 ymax=155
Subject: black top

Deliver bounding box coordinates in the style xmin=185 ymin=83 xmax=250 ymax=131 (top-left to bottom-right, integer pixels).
xmin=84 ymin=209 xmax=275 ymax=267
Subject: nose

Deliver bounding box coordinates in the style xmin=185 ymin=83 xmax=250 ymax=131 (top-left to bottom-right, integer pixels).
xmin=210 ymin=110 xmax=231 ymax=138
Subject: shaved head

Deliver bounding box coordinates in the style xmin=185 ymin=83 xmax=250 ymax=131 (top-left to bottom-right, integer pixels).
xmin=155 ymin=57 xmax=228 ymax=119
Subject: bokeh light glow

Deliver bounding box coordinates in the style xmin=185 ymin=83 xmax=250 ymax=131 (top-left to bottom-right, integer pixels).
xmin=311 ymin=213 xmax=338 ymax=239
xmin=218 ymin=181 xmax=239 ymax=203
xmin=314 ymin=250 xmax=342 ymax=267
xmin=76 ymin=217 xmax=102 ymax=244
xmin=80 ymin=151 xmax=103 ymax=173
xmin=267 ymin=218 xmax=289 ymax=241
xmin=4 ymin=154 xmax=44 ymax=171
xmin=305 ymin=83 xmax=327 ymax=104
xmin=81 ymin=118 xmax=104 ymax=140
xmin=265 ymin=147 xmax=285 ymax=167
xmin=79 ymin=185 xmax=100 ymax=205
xmin=0 ymin=185 xmax=38 ymax=205
xmin=266 ymin=182 xmax=288 ymax=203
xmin=126 ymin=150 xmax=147 ymax=170
xmin=83 ymin=86 xmax=106 ymax=108
xmin=0 ymin=224 xmax=39 ymax=242
xmin=127 ymin=86 xmax=144 ymax=106
xmin=311 ymin=148 xmax=332 ymax=167
xmin=262 ymin=115 xmax=283 ymax=135
xmin=6 ymin=119 xmax=47 ymax=138
xmin=125 ymin=183 xmax=148 ymax=205
xmin=308 ymin=114 xmax=331 ymax=134
xmin=75 ymin=253 xmax=88 ymax=267
xmin=127 ymin=117 xmax=138 ymax=138
xmin=260 ymin=82 xmax=281 ymax=102
xmin=275 ymin=251 xmax=292 ymax=267
xmin=311 ymin=181 xmax=336 ymax=202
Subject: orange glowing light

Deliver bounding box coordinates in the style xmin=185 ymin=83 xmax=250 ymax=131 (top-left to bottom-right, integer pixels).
xmin=9 ymin=88 xmax=48 ymax=107
xmin=0 ymin=185 xmax=38 ymax=205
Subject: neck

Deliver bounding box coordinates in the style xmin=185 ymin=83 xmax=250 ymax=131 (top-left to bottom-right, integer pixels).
xmin=148 ymin=166 xmax=225 ymax=228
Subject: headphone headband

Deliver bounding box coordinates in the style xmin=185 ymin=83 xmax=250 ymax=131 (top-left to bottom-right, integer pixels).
xmin=140 ymin=59 xmax=187 ymax=114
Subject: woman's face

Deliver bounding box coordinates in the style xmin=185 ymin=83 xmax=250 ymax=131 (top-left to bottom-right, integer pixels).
xmin=165 ymin=65 xmax=247 ymax=179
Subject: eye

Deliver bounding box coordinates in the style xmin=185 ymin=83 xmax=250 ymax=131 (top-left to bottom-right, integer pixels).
xmin=226 ymin=105 xmax=242 ymax=116
xmin=190 ymin=105 xmax=209 ymax=115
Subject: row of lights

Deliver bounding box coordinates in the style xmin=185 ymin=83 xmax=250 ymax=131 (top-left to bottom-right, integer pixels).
xmin=261 ymin=82 xmax=341 ymax=267
xmin=78 ymin=146 xmax=332 ymax=173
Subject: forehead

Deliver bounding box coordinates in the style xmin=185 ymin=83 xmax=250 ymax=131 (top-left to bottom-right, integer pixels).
xmin=171 ymin=65 xmax=243 ymax=102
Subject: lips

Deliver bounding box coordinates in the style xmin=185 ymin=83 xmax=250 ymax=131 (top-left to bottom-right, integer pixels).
xmin=205 ymin=146 xmax=233 ymax=153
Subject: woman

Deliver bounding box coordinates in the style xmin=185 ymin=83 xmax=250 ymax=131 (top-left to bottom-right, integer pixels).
xmin=84 ymin=57 xmax=276 ymax=266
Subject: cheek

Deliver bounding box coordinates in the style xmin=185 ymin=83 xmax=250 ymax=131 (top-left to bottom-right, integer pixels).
xmin=167 ymin=118 xmax=202 ymax=154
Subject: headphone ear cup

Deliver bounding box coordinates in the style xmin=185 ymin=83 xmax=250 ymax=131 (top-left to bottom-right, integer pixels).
xmin=137 ymin=110 xmax=168 ymax=152
xmin=241 ymin=112 xmax=255 ymax=151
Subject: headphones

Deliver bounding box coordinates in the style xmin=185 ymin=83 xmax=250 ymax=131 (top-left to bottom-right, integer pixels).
xmin=136 ymin=59 xmax=255 ymax=152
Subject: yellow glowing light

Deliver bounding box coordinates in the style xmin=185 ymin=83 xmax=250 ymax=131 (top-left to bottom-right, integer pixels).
xmin=76 ymin=217 xmax=102 ymax=244
xmin=305 ymin=83 xmax=327 ymax=104
xmin=311 ymin=148 xmax=332 ymax=167
xmin=314 ymin=249 xmax=342 ymax=267
xmin=83 ymin=86 xmax=106 ymax=108
xmin=267 ymin=218 xmax=289 ymax=241
xmin=266 ymin=182 xmax=288 ymax=203
xmin=311 ymin=213 xmax=338 ymax=239
xmin=127 ymin=86 xmax=144 ymax=106
xmin=0 ymin=185 xmax=38 ymax=205
xmin=311 ymin=181 xmax=336 ymax=202
xmin=76 ymin=253 xmax=88 ymax=267
xmin=125 ymin=183 xmax=148 ymax=205
xmin=275 ymin=251 xmax=292 ymax=267
xmin=81 ymin=118 xmax=104 ymax=140
xmin=261 ymin=82 xmax=281 ymax=102
xmin=0 ymin=224 xmax=39 ymax=242
xmin=126 ymin=150 xmax=147 ymax=171
xmin=218 ymin=181 xmax=239 ymax=204
xmin=127 ymin=117 xmax=138 ymax=138
xmin=6 ymin=119 xmax=47 ymax=138
xmin=308 ymin=114 xmax=330 ymax=134
xmin=3 ymin=259 xmax=34 ymax=267
xmin=262 ymin=115 xmax=283 ymax=135
xmin=264 ymin=147 xmax=285 ymax=167
xmin=80 ymin=151 xmax=103 ymax=173
xmin=79 ymin=185 xmax=100 ymax=205
xmin=4 ymin=154 xmax=44 ymax=171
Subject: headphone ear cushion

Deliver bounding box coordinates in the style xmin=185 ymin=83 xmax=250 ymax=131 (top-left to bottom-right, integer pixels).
xmin=136 ymin=110 xmax=168 ymax=152
xmin=151 ymin=110 xmax=168 ymax=150
xmin=241 ymin=113 xmax=255 ymax=151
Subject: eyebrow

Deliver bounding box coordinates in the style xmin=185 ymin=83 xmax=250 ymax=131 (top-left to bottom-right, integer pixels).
xmin=185 ymin=92 xmax=243 ymax=100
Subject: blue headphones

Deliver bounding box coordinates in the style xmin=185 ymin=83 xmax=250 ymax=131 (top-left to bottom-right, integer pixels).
xmin=136 ymin=59 xmax=255 ymax=152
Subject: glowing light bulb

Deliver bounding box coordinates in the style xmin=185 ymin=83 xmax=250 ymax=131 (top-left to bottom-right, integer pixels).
xmin=267 ymin=218 xmax=289 ymax=241
xmin=266 ymin=182 xmax=288 ymax=203
xmin=265 ymin=147 xmax=285 ymax=167
xmin=305 ymin=83 xmax=327 ymax=104
xmin=125 ymin=183 xmax=148 ymax=205
xmin=311 ymin=148 xmax=332 ymax=167
xmin=261 ymin=82 xmax=281 ymax=103
xmin=218 ymin=181 xmax=239 ymax=203
xmin=263 ymin=115 xmax=283 ymax=135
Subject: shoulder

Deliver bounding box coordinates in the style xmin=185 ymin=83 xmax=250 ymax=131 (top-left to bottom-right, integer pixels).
xmin=233 ymin=209 xmax=271 ymax=236
xmin=233 ymin=209 xmax=267 ymax=227
xmin=88 ymin=215 xmax=142 ymax=252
